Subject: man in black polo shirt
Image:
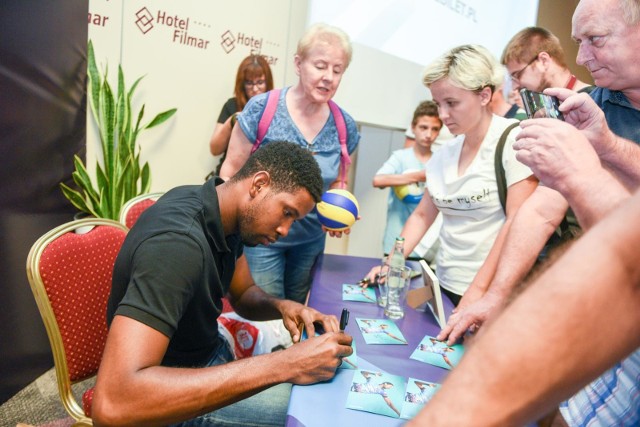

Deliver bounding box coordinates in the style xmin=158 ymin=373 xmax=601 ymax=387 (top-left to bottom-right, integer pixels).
xmin=93 ymin=141 xmax=353 ymax=426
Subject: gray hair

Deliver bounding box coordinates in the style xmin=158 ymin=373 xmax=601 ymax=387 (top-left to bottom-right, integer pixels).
xmin=297 ymin=23 xmax=353 ymax=68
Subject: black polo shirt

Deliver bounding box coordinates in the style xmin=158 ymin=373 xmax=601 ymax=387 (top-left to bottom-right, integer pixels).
xmin=108 ymin=178 xmax=243 ymax=367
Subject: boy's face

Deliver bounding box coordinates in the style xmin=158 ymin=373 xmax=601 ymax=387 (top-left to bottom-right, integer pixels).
xmin=412 ymin=116 xmax=442 ymax=150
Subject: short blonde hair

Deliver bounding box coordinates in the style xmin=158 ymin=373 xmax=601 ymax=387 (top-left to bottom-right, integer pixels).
xmin=423 ymin=44 xmax=502 ymax=92
xmin=297 ymin=23 xmax=353 ymax=68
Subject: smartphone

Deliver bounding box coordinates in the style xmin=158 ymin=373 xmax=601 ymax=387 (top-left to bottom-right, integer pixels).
xmin=519 ymin=88 xmax=564 ymax=120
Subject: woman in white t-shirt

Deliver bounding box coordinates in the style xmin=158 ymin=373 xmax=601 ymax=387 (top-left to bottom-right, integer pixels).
xmin=368 ymin=45 xmax=537 ymax=306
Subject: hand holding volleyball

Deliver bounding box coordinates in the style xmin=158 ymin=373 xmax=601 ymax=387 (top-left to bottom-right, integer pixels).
xmin=393 ymin=169 xmax=425 ymax=204
xmin=316 ymin=189 xmax=360 ymax=231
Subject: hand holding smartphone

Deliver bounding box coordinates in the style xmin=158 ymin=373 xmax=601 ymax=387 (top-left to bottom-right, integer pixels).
xmin=520 ymin=88 xmax=564 ymax=120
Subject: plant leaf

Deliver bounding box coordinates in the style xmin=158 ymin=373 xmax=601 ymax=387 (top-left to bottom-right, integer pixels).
xmin=96 ymin=187 xmax=113 ymax=220
xmin=141 ymin=162 xmax=151 ymax=194
xmin=87 ymin=41 xmax=101 ymax=126
xmin=71 ymin=171 xmax=99 ymax=209
xmin=145 ymin=108 xmax=178 ymax=129
xmin=96 ymin=163 xmax=109 ymax=199
xmin=115 ymin=159 xmax=133 ymax=218
xmin=135 ymin=104 xmax=145 ymax=136
xmin=70 ymin=155 xmax=100 ymax=203
xmin=60 ymin=183 xmax=99 ymax=217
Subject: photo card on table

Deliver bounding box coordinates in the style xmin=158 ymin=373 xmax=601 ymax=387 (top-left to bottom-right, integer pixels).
xmin=355 ymin=318 xmax=407 ymax=345
xmin=400 ymin=377 xmax=441 ymax=419
xmin=410 ymin=335 xmax=464 ymax=370
xmin=342 ymin=283 xmax=377 ymax=304
xmin=339 ymin=339 xmax=358 ymax=369
xmin=346 ymin=370 xmax=406 ymax=418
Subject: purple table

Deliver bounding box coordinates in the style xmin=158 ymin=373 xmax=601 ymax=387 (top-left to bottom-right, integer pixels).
xmin=286 ymin=254 xmax=455 ymax=427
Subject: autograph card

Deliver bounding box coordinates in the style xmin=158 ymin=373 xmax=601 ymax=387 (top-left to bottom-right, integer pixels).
xmin=342 ymin=284 xmax=376 ymax=304
xmin=356 ymin=318 xmax=407 ymax=345
xmin=339 ymin=339 xmax=358 ymax=370
xmin=410 ymin=335 xmax=464 ymax=370
xmin=400 ymin=377 xmax=441 ymax=419
xmin=346 ymin=370 xmax=406 ymax=418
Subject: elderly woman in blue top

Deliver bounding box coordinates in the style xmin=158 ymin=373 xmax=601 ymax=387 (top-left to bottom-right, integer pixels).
xmin=220 ymin=23 xmax=360 ymax=303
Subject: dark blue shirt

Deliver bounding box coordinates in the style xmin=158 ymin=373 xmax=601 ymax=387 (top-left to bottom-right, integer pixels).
xmin=590 ymin=87 xmax=640 ymax=144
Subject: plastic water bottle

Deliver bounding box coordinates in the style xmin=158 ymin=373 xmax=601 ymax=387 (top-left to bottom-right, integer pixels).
xmin=385 ymin=237 xmax=406 ymax=319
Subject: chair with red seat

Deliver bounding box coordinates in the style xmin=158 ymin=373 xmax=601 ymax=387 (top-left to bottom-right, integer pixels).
xmin=118 ymin=192 xmax=164 ymax=229
xmin=26 ymin=218 xmax=128 ymax=426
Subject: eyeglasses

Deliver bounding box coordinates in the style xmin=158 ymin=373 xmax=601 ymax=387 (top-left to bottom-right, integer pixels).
xmin=510 ymin=55 xmax=539 ymax=82
xmin=244 ymin=79 xmax=266 ymax=88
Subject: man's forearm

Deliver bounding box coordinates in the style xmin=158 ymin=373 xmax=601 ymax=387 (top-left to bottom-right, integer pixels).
xmin=232 ymin=285 xmax=283 ymax=321
xmin=484 ymin=187 xmax=567 ymax=301
xmin=602 ymin=135 xmax=640 ymax=190
xmin=561 ymin=167 xmax=631 ymax=230
xmin=408 ymin=189 xmax=640 ymax=427
xmin=94 ymin=318 xmax=290 ymax=426
xmin=373 ymin=172 xmax=425 ymax=188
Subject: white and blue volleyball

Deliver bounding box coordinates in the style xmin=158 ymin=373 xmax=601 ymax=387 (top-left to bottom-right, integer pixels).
xmin=393 ymin=169 xmax=424 ymax=204
xmin=316 ymin=189 xmax=359 ymax=231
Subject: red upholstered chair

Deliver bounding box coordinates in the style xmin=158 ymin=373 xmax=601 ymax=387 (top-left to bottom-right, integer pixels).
xmin=118 ymin=192 xmax=164 ymax=229
xmin=26 ymin=218 xmax=128 ymax=426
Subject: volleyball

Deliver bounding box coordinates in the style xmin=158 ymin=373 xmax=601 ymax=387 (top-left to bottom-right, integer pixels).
xmin=316 ymin=189 xmax=359 ymax=231
xmin=393 ymin=169 xmax=424 ymax=204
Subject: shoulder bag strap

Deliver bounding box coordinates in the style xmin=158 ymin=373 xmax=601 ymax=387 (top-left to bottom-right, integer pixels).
xmin=494 ymin=122 xmax=520 ymax=214
xmin=251 ymin=89 xmax=281 ymax=154
xmin=328 ymin=100 xmax=351 ymax=188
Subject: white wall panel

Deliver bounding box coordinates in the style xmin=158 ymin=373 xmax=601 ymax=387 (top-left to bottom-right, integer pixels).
xmin=87 ymin=0 xmax=296 ymax=191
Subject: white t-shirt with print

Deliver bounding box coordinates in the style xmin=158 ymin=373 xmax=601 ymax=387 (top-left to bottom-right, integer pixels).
xmin=426 ymin=115 xmax=532 ymax=295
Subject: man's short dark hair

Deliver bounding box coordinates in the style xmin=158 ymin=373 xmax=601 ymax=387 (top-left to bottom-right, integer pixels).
xmin=230 ymin=141 xmax=323 ymax=202
xmin=412 ymin=100 xmax=442 ymax=127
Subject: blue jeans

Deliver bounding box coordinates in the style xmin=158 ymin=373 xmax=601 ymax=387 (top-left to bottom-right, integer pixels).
xmin=171 ymin=338 xmax=291 ymax=427
xmin=244 ymin=237 xmax=325 ymax=303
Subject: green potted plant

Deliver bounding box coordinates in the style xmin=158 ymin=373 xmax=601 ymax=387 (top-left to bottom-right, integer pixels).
xmin=61 ymin=40 xmax=177 ymax=220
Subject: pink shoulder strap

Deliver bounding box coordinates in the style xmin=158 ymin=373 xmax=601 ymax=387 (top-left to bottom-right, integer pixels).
xmin=252 ymin=89 xmax=281 ymax=154
xmin=329 ymin=100 xmax=351 ymax=188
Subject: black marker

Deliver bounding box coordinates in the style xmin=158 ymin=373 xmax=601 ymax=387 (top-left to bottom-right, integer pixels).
xmin=339 ymin=308 xmax=350 ymax=332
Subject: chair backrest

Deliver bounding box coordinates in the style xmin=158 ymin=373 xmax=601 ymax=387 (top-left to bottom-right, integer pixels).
xmin=26 ymin=218 xmax=128 ymax=424
xmin=119 ymin=192 xmax=164 ymax=229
